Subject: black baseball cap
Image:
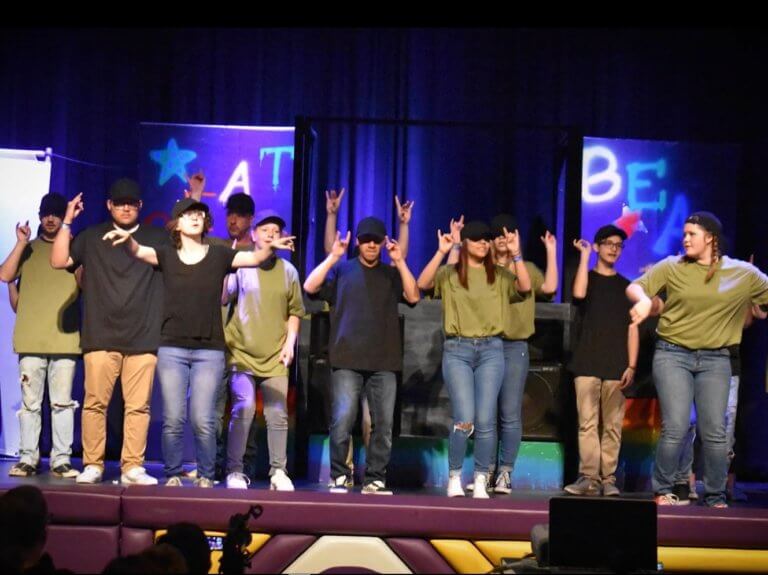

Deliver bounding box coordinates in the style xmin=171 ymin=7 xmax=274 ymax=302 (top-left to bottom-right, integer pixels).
xmin=685 ymin=211 xmax=722 ymax=235
xmin=38 ymin=193 xmax=67 ymax=219
xmin=594 ymin=224 xmax=627 ymax=244
xmin=171 ymin=198 xmax=210 ymax=219
xmin=461 ymin=220 xmax=493 ymax=242
xmin=253 ymin=209 xmax=286 ymax=231
xmin=108 ymin=178 xmax=142 ymax=202
xmin=355 ymin=216 xmax=386 ymax=242
xmin=490 ymin=213 xmax=518 ymax=238
xmin=225 ymin=193 xmax=255 ymax=216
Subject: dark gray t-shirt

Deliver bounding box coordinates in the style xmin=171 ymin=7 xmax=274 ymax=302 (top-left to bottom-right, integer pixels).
xmin=314 ymin=259 xmax=404 ymax=372
xmin=155 ymin=244 xmax=237 ymax=351
xmin=70 ymin=222 xmax=170 ymax=353
xmin=569 ymin=270 xmax=631 ymax=380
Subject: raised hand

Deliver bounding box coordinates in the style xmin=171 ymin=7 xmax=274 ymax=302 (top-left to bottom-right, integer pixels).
xmin=541 ymin=230 xmax=557 ymax=250
xmin=330 ymin=230 xmax=351 ymax=258
xmin=270 ymin=235 xmax=296 ymax=252
xmin=437 ymin=229 xmax=455 ymax=254
xmin=503 ymin=226 xmax=521 ymax=255
xmin=325 ymin=188 xmax=345 ymax=214
xmin=15 ymin=221 xmax=31 ymax=243
xmin=185 ymin=170 xmax=205 ymax=200
xmin=101 ymin=227 xmax=132 ymax=246
xmin=65 ymin=193 xmax=84 ymax=223
xmin=385 ymin=235 xmax=403 ymax=263
xmin=449 ymin=215 xmax=465 ymax=245
xmin=573 ymin=238 xmax=591 ymax=256
xmin=395 ymin=196 xmax=415 ymax=224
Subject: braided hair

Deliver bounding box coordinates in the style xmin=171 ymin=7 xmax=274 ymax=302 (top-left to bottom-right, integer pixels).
xmin=684 ymin=211 xmax=723 ymax=283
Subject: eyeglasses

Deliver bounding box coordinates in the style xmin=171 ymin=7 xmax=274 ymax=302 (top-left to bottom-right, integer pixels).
xmin=600 ymin=241 xmax=624 ymax=249
xmin=112 ymin=201 xmax=140 ymax=211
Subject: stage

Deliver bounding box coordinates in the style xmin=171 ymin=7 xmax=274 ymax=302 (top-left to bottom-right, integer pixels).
xmin=2 ymin=458 xmax=768 ymax=574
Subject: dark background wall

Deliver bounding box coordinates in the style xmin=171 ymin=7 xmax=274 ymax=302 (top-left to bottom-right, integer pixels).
xmin=2 ymin=27 xmax=767 ymax=478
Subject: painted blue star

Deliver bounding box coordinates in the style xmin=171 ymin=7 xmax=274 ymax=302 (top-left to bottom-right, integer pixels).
xmin=149 ymin=138 xmax=197 ymax=186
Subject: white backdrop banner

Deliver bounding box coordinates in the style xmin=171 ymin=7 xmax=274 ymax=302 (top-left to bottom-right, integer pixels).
xmin=0 ymin=148 xmax=52 ymax=456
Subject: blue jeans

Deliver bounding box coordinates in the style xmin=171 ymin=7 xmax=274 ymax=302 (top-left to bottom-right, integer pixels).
xmin=652 ymin=340 xmax=731 ymax=506
xmin=18 ymin=355 xmax=78 ymax=468
xmin=442 ymin=336 xmax=505 ymax=475
xmin=497 ymin=340 xmax=529 ymax=472
xmin=676 ymin=373 xmax=740 ymax=482
xmin=157 ymin=346 xmax=225 ymax=480
xmin=329 ymin=369 xmax=396 ymax=484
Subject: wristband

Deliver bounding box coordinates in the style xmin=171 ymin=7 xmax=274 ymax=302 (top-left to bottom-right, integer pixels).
xmin=61 ymin=222 xmax=71 ymax=229
xmin=452 ymin=244 xmax=461 ymax=251
xmin=512 ymin=253 xmax=522 ymax=262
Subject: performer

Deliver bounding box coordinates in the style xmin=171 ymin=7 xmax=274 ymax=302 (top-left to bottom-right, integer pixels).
xmin=564 ymin=224 xmax=638 ymax=497
xmin=322 ymin=188 xmax=414 ymax=487
xmin=102 ymin=197 xmax=294 ymax=488
xmin=51 ymin=180 xmax=168 ymax=485
xmin=489 ymin=213 xmax=558 ymax=493
xmin=223 ymin=209 xmax=305 ymax=491
xmin=0 ymin=193 xmax=81 ymax=478
xmin=417 ymin=220 xmax=528 ymax=498
xmin=304 ymin=216 xmax=420 ymax=495
xmin=627 ymin=211 xmax=768 ymax=507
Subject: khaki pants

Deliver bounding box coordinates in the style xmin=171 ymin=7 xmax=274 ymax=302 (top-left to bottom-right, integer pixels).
xmin=574 ymin=376 xmax=626 ymax=482
xmin=82 ymin=351 xmax=157 ymax=473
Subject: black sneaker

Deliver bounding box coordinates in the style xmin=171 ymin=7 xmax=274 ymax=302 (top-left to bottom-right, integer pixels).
xmin=672 ymin=483 xmax=691 ymax=506
xmin=51 ymin=463 xmax=79 ymax=478
xmin=9 ymin=462 xmax=37 ymax=477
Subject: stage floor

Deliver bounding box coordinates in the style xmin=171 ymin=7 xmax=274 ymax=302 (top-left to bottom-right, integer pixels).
xmin=2 ymin=457 xmax=768 ymax=574
xmin=2 ymin=457 xmax=768 ymax=506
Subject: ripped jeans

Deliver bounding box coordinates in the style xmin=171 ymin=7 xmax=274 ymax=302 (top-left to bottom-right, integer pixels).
xmin=442 ymin=336 xmax=505 ymax=475
xmin=18 ymin=355 xmax=78 ymax=468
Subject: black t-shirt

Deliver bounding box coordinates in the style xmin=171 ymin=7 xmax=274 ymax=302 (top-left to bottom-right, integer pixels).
xmin=155 ymin=244 xmax=237 ymax=351
xmin=70 ymin=222 xmax=170 ymax=353
xmin=569 ymin=270 xmax=632 ymax=380
xmin=313 ymin=259 xmax=404 ymax=372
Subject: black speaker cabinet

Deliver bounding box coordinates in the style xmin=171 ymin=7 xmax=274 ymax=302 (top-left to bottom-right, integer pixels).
xmin=522 ymin=362 xmax=567 ymax=441
xmin=548 ymin=496 xmax=658 ymax=573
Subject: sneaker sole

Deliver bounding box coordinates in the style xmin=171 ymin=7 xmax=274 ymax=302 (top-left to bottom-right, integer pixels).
xmin=52 ymin=472 xmax=79 ymax=479
xmin=494 ymin=486 xmax=512 ymax=494
xmin=329 ymin=487 xmax=349 ymax=493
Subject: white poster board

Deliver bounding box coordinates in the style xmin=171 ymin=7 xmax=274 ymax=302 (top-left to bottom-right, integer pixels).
xmin=0 ymin=148 xmax=52 ymax=456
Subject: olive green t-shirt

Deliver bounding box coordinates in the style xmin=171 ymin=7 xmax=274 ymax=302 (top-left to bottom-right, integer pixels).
xmin=433 ymin=264 xmax=520 ymax=338
xmin=224 ymin=257 xmax=306 ymax=377
xmin=501 ymin=261 xmax=550 ymax=340
xmin=13 ymin=238 xmax=80 ymax=355
xmin=633 ymin=255 xmax=768 ymax=349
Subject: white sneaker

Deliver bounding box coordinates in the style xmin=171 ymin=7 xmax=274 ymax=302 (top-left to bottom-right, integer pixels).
xmin=165 ymin=476 xmax=183 ymax=487
xmin=270 ymin=469 xmax=295 ymax=492
xmin=76 ymin=465 xmax=103 ymax=484
xmin=330 ymin=475 xmax=349 ymax=493
xmin=473 ymin=473 xmax=490 ymax=499
xmin=121 ymin=466 xmax=158 ymax=486
xmin=447 ymin=475 xmax=465 ymax=497
xmin=226 ymin=472 xmax=250 ymax=490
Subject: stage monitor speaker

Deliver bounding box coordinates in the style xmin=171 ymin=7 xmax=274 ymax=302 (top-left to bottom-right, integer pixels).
xmin=548 ymin=496 xmax=658 ymax=573
xmin=522 ymin=362 xmax=567 ymax=441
